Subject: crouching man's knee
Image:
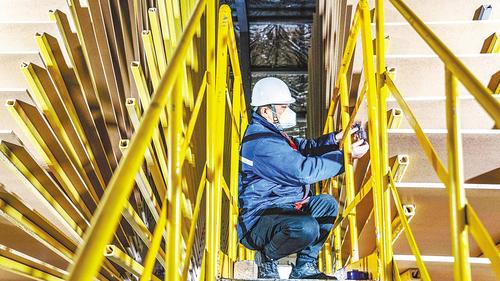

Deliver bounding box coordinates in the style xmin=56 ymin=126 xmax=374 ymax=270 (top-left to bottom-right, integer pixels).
xmin=287 ymin=217 xmax=320 ymax=246
xmin=315 ymin=194 xmax=338 ymax=218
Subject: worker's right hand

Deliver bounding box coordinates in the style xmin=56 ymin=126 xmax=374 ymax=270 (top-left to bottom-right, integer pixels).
xmin=351 ymin=139 xmax=369 ymax=159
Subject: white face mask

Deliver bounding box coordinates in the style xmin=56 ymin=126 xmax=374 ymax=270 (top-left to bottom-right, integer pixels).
xmin=277 ymin=107 xmax=296 ymax=129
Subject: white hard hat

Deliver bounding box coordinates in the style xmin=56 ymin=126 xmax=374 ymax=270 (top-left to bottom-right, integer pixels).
xmin=250 ymin=77 xmax=296 ymax=107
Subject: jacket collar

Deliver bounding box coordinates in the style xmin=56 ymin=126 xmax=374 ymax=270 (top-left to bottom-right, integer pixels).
xmin=252 ymin=112 xmax=282 ymax=134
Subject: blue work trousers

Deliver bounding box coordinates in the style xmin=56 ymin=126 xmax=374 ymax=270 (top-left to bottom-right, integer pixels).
xmin=241 ymin=194 xmax=338 ymax=264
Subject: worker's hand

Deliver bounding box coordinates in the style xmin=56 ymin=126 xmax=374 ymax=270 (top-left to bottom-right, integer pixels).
xmin=351 ymin=139 xmax=369 ymax=159
xmin=335 ymin=126 xmax=359 ymax=142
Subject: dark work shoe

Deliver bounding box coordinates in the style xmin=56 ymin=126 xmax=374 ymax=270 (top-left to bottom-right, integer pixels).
xmin=289 ymin=261 xmax=337 ymax=280
xmin=255 ymin=251 xmax=280 ymax=279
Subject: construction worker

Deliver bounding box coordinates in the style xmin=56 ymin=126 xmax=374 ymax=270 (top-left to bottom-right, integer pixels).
xmin=238 ymin=77 xmax=369 ymax=279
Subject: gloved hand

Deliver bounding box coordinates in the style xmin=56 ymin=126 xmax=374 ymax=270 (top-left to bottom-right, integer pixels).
xmin=334 ymin=125 xmax=360 ymax=142
xmin=352 ymin=139 xmax=369 ymax=159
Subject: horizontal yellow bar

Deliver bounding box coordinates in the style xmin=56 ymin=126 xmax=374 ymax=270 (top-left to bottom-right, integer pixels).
xmin=105 ymin=245 xmax=161 ymax=281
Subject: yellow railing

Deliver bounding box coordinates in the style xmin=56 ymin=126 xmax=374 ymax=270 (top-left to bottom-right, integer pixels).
xmin=66 ymin=2 xmax=247 ymax=281
xmin=323 ymin=0 xmax=500 ymax=280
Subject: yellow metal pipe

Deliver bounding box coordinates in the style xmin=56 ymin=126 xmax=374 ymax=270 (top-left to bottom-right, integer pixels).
xmin=165 ymin=76 xmax=184 ymax=281
xmin=339 ymin=74 xmax=359 ymax=262
xmin=0 ymin=252 xmax=65 ymax=281
xmin=0 ymin=141 xmax=86 ymax=241
xmin=148 ymin=8 xmax=168 ymax=74
xmin=67 ymin=1 xmax=207 ymax=280
xmin=359 ymin=0 xmax=387 ymax=279
xmin=338 ymin=81 xmax=367 ymax=148
xmin=139 ymin=199 xmax=168 ymax=281
xmin=65 ymin=2 xmax=124 ymax=158
xmin=105 ymin=245 xmax=161 ymax=281
xmin=182 ymin=166 xmax=207 ymax=280
xmin=375 ymin=1 xmax=393 ymax=277
xmin=49 ymin=10 xmax=118 ymax=168
xmin=122 ymin=202 xmax=165 ymax=266
xmin=21 ymin=63 xmax=105 ymax=200
xmin=467 ymin=204 xmax=500 ymax=278
xmin=228 ymin=78 xmax=243 ymax=262
xmin=6 ymin=99 xmax=96 ymax=220
xmin=389 ymin=0 xmax=500 ymax=125
xmin=130 ymin=62 xmax=169 ymax=200
xmin=180 ymin=72 xmax=208 ymax=162
xmin=124 ymin=100 xmax=167 ymax=207
xmin=445 ymin=69 xmax=472 ymax=281
xmin=388 ymin=173 xmax=431 ymax=281
xmin=391 ymin=204 xmax=415 ymax=243
xmin=385 ymin=74 xmax=449 ymax=183
xmin=323 ymin=8 xmax=361 ymax=134
xmin=35 ymin=32 xmax=114 ymax=181
xmin=142 ymin=30 xmax=161 ymax=88
xmin=205 ymin=0 xmax=217 ymax=279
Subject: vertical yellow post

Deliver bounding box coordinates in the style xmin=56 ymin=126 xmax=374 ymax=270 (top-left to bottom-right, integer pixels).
xmin=334 ymin=226 xmax=342 ymax=270
xmin=166 ymin=77 xmax=184 ymax=281
xmin=207 ymin=5 xmax=231 ymax=280
xmin=330 ymin=180 xmax=342 ymax=271
xmin=323 ymin=181 xmax=334 ymax=274
xmin=375 ymin=0 xmax=393 ymax=279
xmin=205 ymin=0 xmax=217 ymax=280
xmin=339 ymin=74 xmax=359 ymax=262
xmin=227 ymin=77 xmax=242 ymax=273
xmin=359 ymin=0 xmax=387 ymax=280
xmin=445 ymin=68 xmax=472 ymax=281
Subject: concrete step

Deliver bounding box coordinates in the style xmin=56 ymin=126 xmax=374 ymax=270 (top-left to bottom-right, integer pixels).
xmin=386 ymin=129 xmax=500 ymax=184
xmin=0 ymin=53 xmax=43 ymax=89
xmin=380 ymin=20 xmax=500 ymax=55
xmin=231 ymin=260 xmax=368 ymax=280
xmin=353 ymin=183 xmax=499 ymax=281
xmin=0 ymin=0 xmax=70 ymax=22
xmin=355 ymin=95 xmax=500 ymax=129
xmin=395 ymin=256 xmax=496 ymax=281
xmin=384 ymin=54 xmax=499 ymax=98
xmin=367 ymin=0 xmax=500 ymax=22
xmin=0 ymin=22 xmax=60 ymax=53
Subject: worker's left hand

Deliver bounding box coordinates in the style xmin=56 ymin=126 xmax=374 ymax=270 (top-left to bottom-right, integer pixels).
xmin=335 ymin=125 xmax=359 ymax=142
xmin=352 ymin=139 xmax=369 ymax=159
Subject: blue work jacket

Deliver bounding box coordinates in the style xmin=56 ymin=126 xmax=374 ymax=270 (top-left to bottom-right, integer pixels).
xmin=237 ymin=112 xmax=345 ymax=241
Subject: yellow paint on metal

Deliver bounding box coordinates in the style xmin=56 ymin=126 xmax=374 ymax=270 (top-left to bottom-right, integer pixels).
xmin=359 ymin=1 xmax=387 ymax=279
xmin=445 ymin=69 xmax=472 ymax=281
xmin=388 ymin=173 xmax=431 ymax=281
xmin=339 ymin=74 xmax=359 ymax=262
xmin=467 ymin=205 xmax=500 ymax=278
xmin=66 ymin=1 xmax=207 ymax=280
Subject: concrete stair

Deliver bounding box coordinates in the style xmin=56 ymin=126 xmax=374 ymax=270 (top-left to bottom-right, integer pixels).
xmin=380 ymin=20 xmax=500 ymax=55
xmin=343 ymin=0 xmax=500 ymax=279
xmin=0 ymin=0 xmax=70 ymax=22
xmin=368 ymin=0 xmax=500 ymax=22
xmin=0 ymin=53 xmax=43 ymax=89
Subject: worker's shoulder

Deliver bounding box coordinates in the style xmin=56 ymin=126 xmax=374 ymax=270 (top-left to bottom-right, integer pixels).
xmin=242 ymin=122 xmax=284 ymax=144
